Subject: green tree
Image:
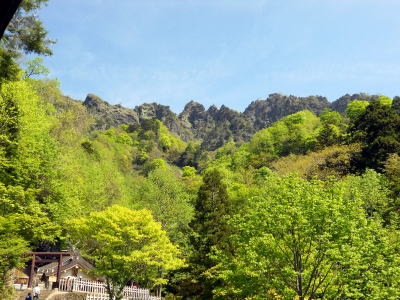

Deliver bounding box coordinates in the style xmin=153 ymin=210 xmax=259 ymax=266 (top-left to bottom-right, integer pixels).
xmin=1 ymin=0 xmax=54 ymax=83
xmin=315 ymin=123 xmax=341 ymax=149
xmin=178 ymin=141 xmax=205 ymax=169
xmin=143 ymin=158 xmax=167 ymax=175
xmin=376 ymin=95 xmax=393 ymax=106
xmin=319 ymin=109 xmax=342 ymax=126
xmin=210 ymin=175 xmax=400 ymax=299
xmin=349 ymin=99 xmax=400 ymax=171
xmin=23 ymin=57 xmax=49 ymax=79
xmin=133 ymin=168 xmax=194 ymax=296
xmin=345 ymin=100 xmax=369 ymax=121
xmin=315 ymin=109 xmax=344 ymax=149
xmin=188 ymin=168 xmax=232 ymax=299
xmin=393 ymin=96 xmax=400 ymax=114
xmin=0 ymin=48 xmax=20 ymax=84
xmin=246 ymin=110 xmax=321 ymax=166
xmin=0 ymin=79 xmax=60 ymax=296
xmin=384 ymin=153 xmax=400 ymax=198
xmin=133 ymin=167 xmax=194 ymax=246
xmin=1 ymin=0 xmax=54 ymax=56
xmin=67 ymin=205 xmax=185 ymax=300
xmin=341 ymin=169 xmax=392 ymax=220
xmin=182 ymin=166 xmax=196 ymax=177
xmin=0 ymin=217 xmax=29 ymax=300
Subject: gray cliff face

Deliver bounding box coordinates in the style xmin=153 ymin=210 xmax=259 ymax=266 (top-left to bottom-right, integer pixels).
xmin=134 ymin=103 xmax=194 ymax=141
xmin=82 ymin=92 xmax=380 ymax=150
xmin=178 ymin=101 xmax=208 ymax=138
xmin=83 ymin=94 xmax=139 ymax=130
xmin=330 ymin=93 xmax=379 ymax=113
xmin=244 ymin=94 xmax=330 ymax=131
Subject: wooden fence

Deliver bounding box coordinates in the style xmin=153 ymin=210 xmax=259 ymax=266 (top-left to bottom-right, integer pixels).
xmin=59 ymin=278 xmax=161 ymax=300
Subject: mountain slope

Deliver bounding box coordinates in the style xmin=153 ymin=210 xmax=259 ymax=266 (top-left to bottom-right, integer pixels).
xmin=83 ymin=92 xmax=380 ymax=150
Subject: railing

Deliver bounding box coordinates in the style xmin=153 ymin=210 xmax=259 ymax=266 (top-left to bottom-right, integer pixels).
xmin=59 ymin=278 xmax=161 ymax=300
xmin=85 ymin=295 xmax=110 ymax=300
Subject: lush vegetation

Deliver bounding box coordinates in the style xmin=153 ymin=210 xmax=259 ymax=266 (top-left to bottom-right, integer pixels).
xmin=1 ymin=2 xmax=400 ymax=299
xmin=1 ymin=69 xmax=399 ymax=299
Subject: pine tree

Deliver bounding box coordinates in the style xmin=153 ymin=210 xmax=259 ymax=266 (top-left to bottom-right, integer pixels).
xmin=188 ymin=168 xmax=232 ymax=299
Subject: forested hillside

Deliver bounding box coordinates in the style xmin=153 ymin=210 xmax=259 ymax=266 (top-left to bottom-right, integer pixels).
xmin=1 ymin=1 xmax=400 ymax=300
xmin=1 ymin=72 xmax=400 ymax=299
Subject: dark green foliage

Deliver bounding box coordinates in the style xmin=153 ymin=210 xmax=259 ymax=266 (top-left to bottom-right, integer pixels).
xmin=177 ymin=141 xmax=206 ymax=169
xmin=140 ymin=118 xmax=161 ymax=136
xmin=81 ymin=140 xmax=99 ymax=159
xmin=188 ymin=168 xmax=232 ymax=299
xmin=0 ymin=48 xmax=20 ymax=84
xmin=315 ymin=123 xmax=340 ymax=148
xmin=192 ymin=169 xmax=231 ymax=250
xmin=349 ymin=100 xmax=400 ymax=171
xmin=315 ymin=109 xmax=344 ymax=149
xmin=393 ymin=96 xmax=400 ymax=114
xmin=0 ymin=0 xmax=53 ymax=85
xmin=2 ymin=0 xmax=53 ymax=56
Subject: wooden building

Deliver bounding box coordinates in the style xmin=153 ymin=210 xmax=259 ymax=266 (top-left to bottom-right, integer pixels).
xmin=36 ymin=255 xmax=100 ymax=288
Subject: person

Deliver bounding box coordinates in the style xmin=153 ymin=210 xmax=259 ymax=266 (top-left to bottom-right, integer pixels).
xmin=25 ymin=293 xmax=32 ymax=300
xmin=33 ymin=285 xmax=40 ymax=300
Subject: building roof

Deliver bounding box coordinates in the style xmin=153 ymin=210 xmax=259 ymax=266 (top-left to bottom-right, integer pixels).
xmin=37 ymin=255 xmax=93 ymax=276
xmin=14 ymin=269 xmax=29 ymax=279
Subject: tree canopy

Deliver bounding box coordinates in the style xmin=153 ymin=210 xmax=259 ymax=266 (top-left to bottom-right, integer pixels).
xmin=210 ymin=175 xmax=400 ymax=299
xmin=67 ymin=205 xmax=185 ymax=300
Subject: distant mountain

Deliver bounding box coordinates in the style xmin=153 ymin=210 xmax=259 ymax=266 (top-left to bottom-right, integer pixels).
xmin=84 ymin=94 xmax=139 ymax=129
xmin=330 ymin=93 xmax=379 ymax=113
xmin=244 ymin=93 xmax=330 ymax=131
xmin=83 ymin=92 xmax=380 ymax=150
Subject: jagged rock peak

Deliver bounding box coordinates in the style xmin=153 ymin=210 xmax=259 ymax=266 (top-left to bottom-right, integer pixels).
xmin=207 ymin=104 xmax=219 ymax=116
xmin=82 ymin=91 xmax=384 ymax=151
xmin=134 ymin=102 xmax=175 ymax=121
xmin=83 ymin=94 xmax=110 ymax=111
xmin=83 ymin=94 xmax=139 ymax=130
xmin=243 ymin=93 xmax=330 ymax=131
xmin=330 ymin=93 xmax=379 ymax=113
xmin=181 ymin=100 xmax=205 ymax=113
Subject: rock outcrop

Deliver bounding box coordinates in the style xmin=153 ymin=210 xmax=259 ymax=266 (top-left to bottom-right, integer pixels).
xmin=82 ymin=92 xmax=380 ymax=150
xmin=244 ymin=94 xmax=330 ymax=131
xmin=83 ymin=94 xmax=139 ymax=130
xmin=330 ymin=93 xmax=379 ymax=113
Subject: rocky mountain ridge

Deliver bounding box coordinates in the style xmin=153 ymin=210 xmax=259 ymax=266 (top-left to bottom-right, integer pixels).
xmin=83 ymin=92 xmax=379 ymax=150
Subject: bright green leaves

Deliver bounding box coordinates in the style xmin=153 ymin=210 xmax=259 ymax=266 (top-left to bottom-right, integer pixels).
xmin=0 ymin=183 xmax=59 ymax=244
xmin=210 ymin=175 xmax=400 ymax=299
xmin=0 ymin=216 xmax=29 ymax=299
xmin=132 ymin=167 xmax=194 ymax=247
xmin=67 ymin=205 xmax=185 ymax=299
xmin=346 ymin=100 xmax=370 ymax=121
xmin=23 ymin=57 xmax=50 ymax=79
xmin=244 ymin=110 xmax=321 ymax=167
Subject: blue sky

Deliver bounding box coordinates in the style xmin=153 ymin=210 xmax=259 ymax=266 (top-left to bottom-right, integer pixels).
xmin=39 ymin=0 xmax=400 ymax=113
